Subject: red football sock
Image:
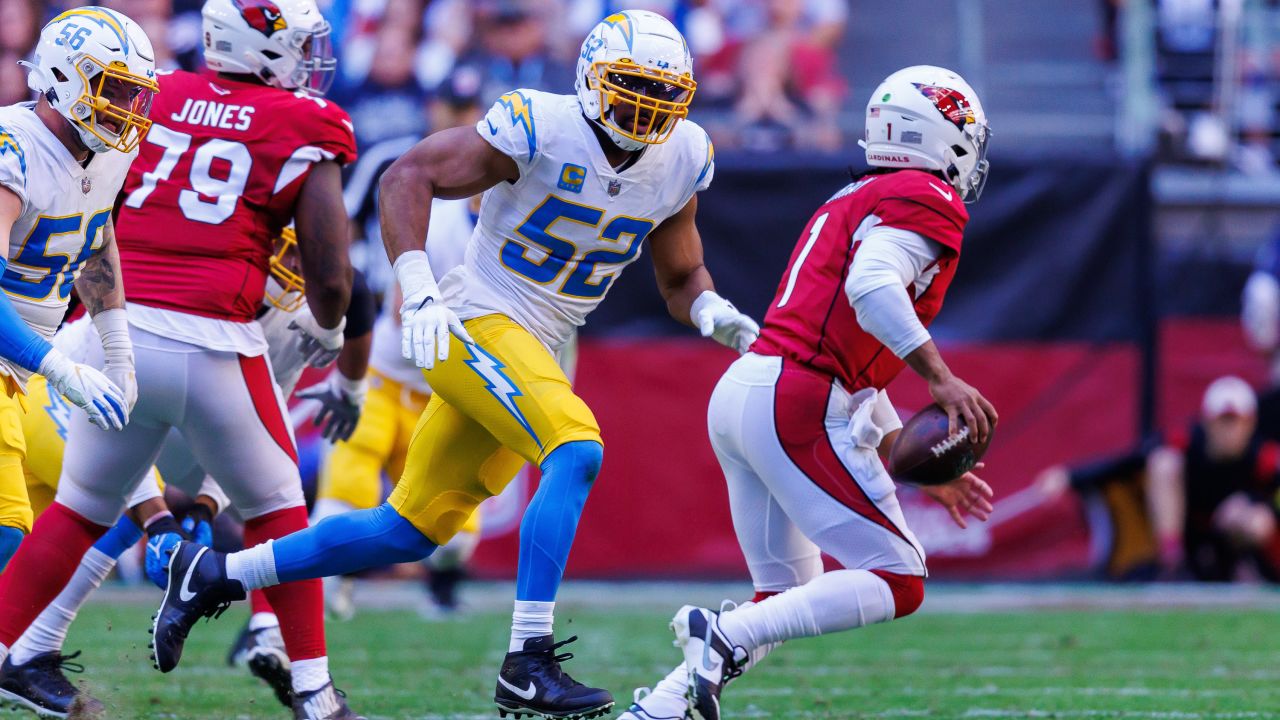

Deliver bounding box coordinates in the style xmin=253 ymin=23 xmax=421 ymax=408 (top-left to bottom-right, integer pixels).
xmin=249 ymin=589 xmax=272 ymax=616
xmin=0 ymin=503 xmax=107 ymax=647
xmin=243 ymin=506 xmax=324 ymax=660
xmin=751 ymin=590 xmax=780 ymax=604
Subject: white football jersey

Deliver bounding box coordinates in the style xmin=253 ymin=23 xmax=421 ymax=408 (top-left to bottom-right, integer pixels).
xmin=0 ymin=102 xmax=136 ymax=388
xmin=372 ymin=196 xmax=474 ymax=393
xmin=441 ymin=89 xmax=715 ymax=351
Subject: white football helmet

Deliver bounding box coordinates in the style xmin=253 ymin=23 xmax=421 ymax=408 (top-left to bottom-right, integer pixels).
xmin=202 ymin=0 xmax=336 ymax=96
xmin=575 ymin=10 xmax=696 ymax=151
xmin=21 ymin=7 xmax=158 ymax=154
xmin=861 ymin=65 xmax=991 ymax=202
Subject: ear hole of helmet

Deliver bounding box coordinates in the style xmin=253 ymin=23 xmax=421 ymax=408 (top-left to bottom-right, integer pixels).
xmin=262 ymin=50 xmax=282 ymax=60
xmin=951 ymin=144 xmax=968 ymax=157
xmin=52 ymin=68 xmax=68 ymax=83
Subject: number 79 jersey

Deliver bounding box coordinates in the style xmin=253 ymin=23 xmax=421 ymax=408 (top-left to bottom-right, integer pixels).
xmin=116 ymin=70 xmax=356 ymax=323
xmin=442 ymin=89 xmax=715 ymax=351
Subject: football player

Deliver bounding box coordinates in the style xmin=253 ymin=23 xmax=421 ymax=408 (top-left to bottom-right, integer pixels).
xmin=154 ymin=10 xmax=757 ymax=720
xmin=0 ymin=0 xmax=365 ymax=717
xmin=0 ymin=7 xmax=157 ymax=572
xmin=625 ymin=66 xmax=999 ymax=720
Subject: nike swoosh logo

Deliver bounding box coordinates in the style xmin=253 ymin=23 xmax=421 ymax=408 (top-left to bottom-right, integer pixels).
xmin=179 ymin=547 xmax=205 ymax=602
xmin=498 ymin=675 xmax=537 ymax=700
xmin=700 ymin=621 xmax=720 ymax=673
xmin=486 ymin=119 xmax=499 ymax=135
xmin=929 ymin=182 xmax=954 ymax=201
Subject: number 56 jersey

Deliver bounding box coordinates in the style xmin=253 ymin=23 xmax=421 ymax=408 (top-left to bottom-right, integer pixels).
xmin=116 ymin=70 xmax=356 ymax=325
xmin=442 ymin=89 xmax=715 ymax=352
xmin=0 ymin=103 xmax=136 ymax=389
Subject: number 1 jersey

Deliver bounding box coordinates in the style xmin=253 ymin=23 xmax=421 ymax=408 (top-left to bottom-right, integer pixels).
xmin=116 ymin=70 xmax=356 ymax=323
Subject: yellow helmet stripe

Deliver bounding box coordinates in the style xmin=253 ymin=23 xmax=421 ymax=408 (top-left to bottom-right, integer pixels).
xmin=53 ymin=7 xmax=130 ymax=54
xmin=602 ymin=12 xmax=635 ymax=52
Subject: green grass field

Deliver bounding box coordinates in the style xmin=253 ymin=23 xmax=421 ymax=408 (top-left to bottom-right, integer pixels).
xmin=28 ymin=584 xmax=1280 ymax=720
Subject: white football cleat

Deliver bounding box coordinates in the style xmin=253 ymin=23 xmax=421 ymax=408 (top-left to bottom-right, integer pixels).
xmin=670 ymin=605 xmax=748 ymax=720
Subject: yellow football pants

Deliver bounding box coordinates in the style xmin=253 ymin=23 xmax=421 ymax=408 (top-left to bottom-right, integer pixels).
xmin=0 ymin=387 xmax=32 ymax=533
xmin=319 ymin=370 xmax=483 ymax=535
xmin=389 ymin=314 xmax=600 ymax=544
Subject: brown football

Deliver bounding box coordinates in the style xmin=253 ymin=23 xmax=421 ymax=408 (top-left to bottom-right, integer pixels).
xmin=887 ymin=403 xmax=992 ymax=486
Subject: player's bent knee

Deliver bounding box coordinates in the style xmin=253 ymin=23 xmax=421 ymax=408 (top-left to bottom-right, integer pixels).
xmin=541 ymin=440 xmax=604 ymax=485
xmin=872 ymin=569 xmax=925 ymax=619
xmin=380 ymin=504 xmax=439 ymax=560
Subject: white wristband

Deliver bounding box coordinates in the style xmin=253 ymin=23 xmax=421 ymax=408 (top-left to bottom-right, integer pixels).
xmin=335 ymin=371 xmax=366 ymax=397
xmin=393 ymin=250 xmax=441 ymax=301
xmin=92 ymin=308 xmax=133 ymax=366
xmin=36 ymin=346 xmax=73 ymax=384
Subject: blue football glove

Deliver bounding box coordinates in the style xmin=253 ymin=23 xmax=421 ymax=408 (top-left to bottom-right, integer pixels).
xmin=181 ymin=515 xmax=213 ymax=548
xmin=144 ymin=529 xmax=185 ymax=590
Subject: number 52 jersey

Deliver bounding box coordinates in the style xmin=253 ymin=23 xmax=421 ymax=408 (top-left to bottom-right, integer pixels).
xmin=442 ymin=89 xmax=715 ymax=352
xmin=116 ymin=70 xmax=356 ymax=325
xmin=0 ymin=103 xmax=136 ymax=389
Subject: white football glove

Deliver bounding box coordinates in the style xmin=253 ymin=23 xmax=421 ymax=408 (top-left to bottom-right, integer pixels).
xmin=691 ymin=290 xmax=760 ymax=354
xmin=295 ymin=372 xmax=366 ymax=442
xmin=288 ymin=314 xmax=346 ymax=368
xmin=38 ymin=349 xmax=128 ymax=431
xmin=395 ymin=250 xmax=473 ymax=369
xmin=94 ymin=308 xmax=137 ymax=412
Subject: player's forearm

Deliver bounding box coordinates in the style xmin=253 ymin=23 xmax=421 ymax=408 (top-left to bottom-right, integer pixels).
xmin=0 ymin=270 xmax=53 ymax=372
xmin=336 ymin=332 xmax=371 ymax=381
xmin=662 ymin=263 xmax=716 ymax=327
xmin=74 ymin=228 xmax=126 ymax=316
xmin=379 ymin=156 xmax=437 ymax=266
xmin=902 ymin=340 xmax=954 ymax=385
xmin=293 ymin=161 xmax=353 ymax=328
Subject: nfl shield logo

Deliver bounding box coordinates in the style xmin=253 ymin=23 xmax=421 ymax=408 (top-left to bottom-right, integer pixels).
xmin=81 ymin=177 xmax=91 ymax=194
xmin=607 ymin=179 xmax=622 ymax=196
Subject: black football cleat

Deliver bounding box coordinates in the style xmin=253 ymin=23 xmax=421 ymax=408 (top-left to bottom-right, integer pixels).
xmin=494 ymin=635 xmax=613 ymax=719
xmin=245 ymin=624 xmax=293 ymax=708
xmin=670 ymin=606 xmax=748 ymax=720
xmin=0 ymin=650 xmax=99 ymax=718
xmin=292 ymin=681 xmax=365 ymax=720
xmin=149 ymin=541 xmax=245 ymax=673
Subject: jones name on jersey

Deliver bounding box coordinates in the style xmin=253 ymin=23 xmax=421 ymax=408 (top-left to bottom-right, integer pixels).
xmin=441 ymin=88 xmax=715 ymax=351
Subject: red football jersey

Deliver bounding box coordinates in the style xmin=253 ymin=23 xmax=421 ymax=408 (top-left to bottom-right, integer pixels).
xmin=116 ymin=70 xmax=356 ymax=322
xmin=752 ymin=170 xmax=969 ymax=392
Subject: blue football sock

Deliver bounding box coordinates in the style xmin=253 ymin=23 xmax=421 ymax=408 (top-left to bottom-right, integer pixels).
xmin=92 ymin=516 xmax=144 ymax=560
xmin=516 ymin=440 xmax=603 ymax=602
xmin=272 ymin=502 xmax=437 ymax=584
xmin=0 ymin=525 xmax=23 ymax=572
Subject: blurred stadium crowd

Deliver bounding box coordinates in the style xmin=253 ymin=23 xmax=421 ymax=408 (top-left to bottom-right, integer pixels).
xmin=1 ymin=0 xmax=849 ymax=153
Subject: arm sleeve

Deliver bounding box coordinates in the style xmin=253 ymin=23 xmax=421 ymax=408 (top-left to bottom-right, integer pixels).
xmin=476 ymin=90 xmax=540 ymax=177
xmin=845 ymin=226 xmax=944 ymax=359
xmin=0 ymin=260 xmax=53 ymax=372
xmin=343 ymin=270 xmax=377 ymax=339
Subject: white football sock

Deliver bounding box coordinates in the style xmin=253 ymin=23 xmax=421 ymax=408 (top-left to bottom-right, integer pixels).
xmin=509 ymin=600 xmax=554 ymax=651
xmin=717 ymin=569 xmax=895 ymax=650
xmin=248 ymin=611 xmax=280 ymax=632
xmin=10 ymin=547 xmax=116 ymax=665
xmin=291 ymin=656 xmax=329 ymax=694
xmin=638 ymin=662 xmax=689 ymax=715
xmin=225 ymin=541 xmax=279 ymax=591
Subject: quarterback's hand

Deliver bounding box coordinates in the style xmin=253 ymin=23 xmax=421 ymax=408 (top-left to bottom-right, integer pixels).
xmin=295 ymin=373 xmax=366 ymax=442
xmin=922 ymin=463 xmax=994 ymax=529
xmin=691 ymin=291 xmax=759 ymax=354
xmin=928 ymin=373 xmax=997 ymax=445
xmin=288 ymin=315 xmax=346 ymax=368
xmin=38 ymin=350 xmax=127 ymax=431
xmin=400 ymin=290 xmax=473 ymax=370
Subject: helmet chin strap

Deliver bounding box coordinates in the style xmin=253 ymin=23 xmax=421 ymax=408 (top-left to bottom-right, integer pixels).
xmin=596 ymin=109 xmax=646 ymax=152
